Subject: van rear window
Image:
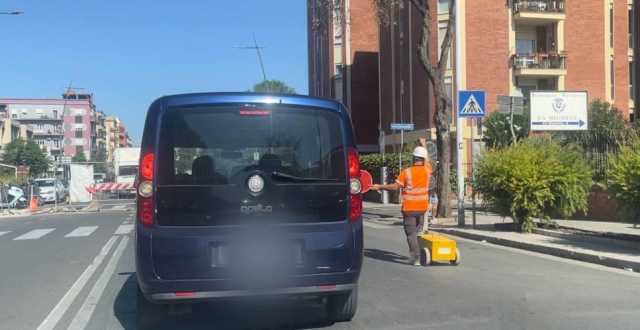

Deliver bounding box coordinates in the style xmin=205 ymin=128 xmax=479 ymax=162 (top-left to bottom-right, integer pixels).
xmin=157 ymin=106 xmax=346 ymax=185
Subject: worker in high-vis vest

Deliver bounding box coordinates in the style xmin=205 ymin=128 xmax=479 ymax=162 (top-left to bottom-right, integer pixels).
xmin=371 ymin=145 xmax=433 ymax=266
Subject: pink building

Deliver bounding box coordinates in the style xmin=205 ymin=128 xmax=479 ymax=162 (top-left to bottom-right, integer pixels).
xmin=0 ymin=90 xmax=96 ymax=161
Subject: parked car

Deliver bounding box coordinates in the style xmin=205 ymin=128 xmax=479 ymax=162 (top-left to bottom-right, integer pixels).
xmin=94 ymin=173 xmax=107 ymax=184
xmin=136 ymin=93 xmax=363 ymax=328
xmin=34 ymin=178 xmax=67 ymax=203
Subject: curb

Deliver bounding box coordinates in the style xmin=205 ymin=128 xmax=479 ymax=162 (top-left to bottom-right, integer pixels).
xmin=435 ymin=228 xmax=640 ymax=273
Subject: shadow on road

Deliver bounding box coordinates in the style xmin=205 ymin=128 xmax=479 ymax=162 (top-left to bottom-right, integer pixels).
xmin=364 ymin=248 xmax=409 ymax=265
xmin=113 ymin=273 xmax=338 ymax=329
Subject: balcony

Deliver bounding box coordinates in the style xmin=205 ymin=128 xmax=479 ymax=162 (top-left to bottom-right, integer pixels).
xmin=32 ymin=129 xmax=64 ymax=136
xmin=513 ymin=0 xmax=565 ymax=22
xmin=512 ymin=53 xmax=567 ymax=76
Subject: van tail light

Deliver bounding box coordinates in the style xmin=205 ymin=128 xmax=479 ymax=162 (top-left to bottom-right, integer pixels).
xmin=137 ymin=152 xmax=155 ymax=228
xmin=347 ymin=148 xmax=362 ymax=222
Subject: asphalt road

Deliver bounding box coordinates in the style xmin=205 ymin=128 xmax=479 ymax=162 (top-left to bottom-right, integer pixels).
xmin=0 ymin=211 xmax=639 ymax=330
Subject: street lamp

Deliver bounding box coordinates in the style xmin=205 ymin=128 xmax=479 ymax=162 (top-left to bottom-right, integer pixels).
xmin=0 ymin=11 xmax=23 ymax=15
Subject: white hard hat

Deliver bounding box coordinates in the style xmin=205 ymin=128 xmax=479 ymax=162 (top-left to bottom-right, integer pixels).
xmin=412 ymin=146 xmax=428 ymax=159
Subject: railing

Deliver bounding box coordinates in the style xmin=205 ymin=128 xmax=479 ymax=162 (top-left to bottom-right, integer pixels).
xmin=512 ymin=53 xmax=567 ymax=70
xmin=513 ymin=0 xmax=565 ymax=14
xmin=32 ymin=129 xmax=64 ymax=135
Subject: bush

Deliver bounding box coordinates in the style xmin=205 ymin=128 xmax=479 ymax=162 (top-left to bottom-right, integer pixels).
xmin=554 ymin=100 xmax=638 ymax=182
xmin=360 ymin=153 xmax=413 ymax=182
xmin=483 ymin=107 xmax=530 ymax=149
xmin=475 ymin=137 xmax=592 ymax=232
xmin=607 ymin=145 xmax=640 ymax=223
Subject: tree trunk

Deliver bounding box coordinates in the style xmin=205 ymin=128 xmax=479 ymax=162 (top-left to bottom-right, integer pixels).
xmin=414 ymin=0 xmax=454 ymax=218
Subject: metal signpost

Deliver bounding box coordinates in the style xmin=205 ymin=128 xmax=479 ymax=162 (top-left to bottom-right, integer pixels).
xmin=497 ymin=95 xmax=524 ymax=142
xmin=457 ymin=90 xmax=486 ymax=227
xmin=530 ymin=91 xmax=588 ymax=131
xmin=390 ymin=123 xmax=415 ymax=172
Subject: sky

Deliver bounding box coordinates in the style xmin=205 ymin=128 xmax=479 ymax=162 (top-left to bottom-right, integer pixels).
xmin=0 ymin=0 xmax=309 ymax=143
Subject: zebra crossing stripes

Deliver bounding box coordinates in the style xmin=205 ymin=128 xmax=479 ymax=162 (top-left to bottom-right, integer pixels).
xmin=14 ymin=228 xmax=56 ymax=240
xmin=0 ymin=231 xmax=11 ymax=237
xmin=64 ymin=226 xmax=99 ymax=238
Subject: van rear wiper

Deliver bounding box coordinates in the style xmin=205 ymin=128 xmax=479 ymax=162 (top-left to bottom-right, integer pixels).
xmin=271 ymin=171 xmax=339 ymax=182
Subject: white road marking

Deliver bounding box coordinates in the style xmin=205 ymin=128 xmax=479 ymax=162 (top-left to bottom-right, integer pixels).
xmin=13 ymin=228 xmax=55 ymax=240
xmin=112 ymin=204 xmax=127 ymax=210
xmin=0 ymin=231 xmax=11 ymax=237
xmin=65 ymin=226 xmax=99 ymax=238
xmin=114 ymin=224 xmax=133 ymax=235
xmin=441 ymin=232 xmax=640 ymax=279
xmin=67 ymin=236 xmax=129 ymax=330
xmin=36 ymin=236 xmax=119 ymax=330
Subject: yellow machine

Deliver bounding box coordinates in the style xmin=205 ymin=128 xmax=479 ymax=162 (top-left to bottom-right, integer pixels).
xmin=418 ymin=233 xmax=460 ymax=266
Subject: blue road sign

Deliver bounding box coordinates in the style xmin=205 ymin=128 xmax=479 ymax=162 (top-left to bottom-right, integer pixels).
xmin=390 ymin=123 xmax=415 ymax=131
xmin=458 ymin=90 xmax=486 ymax=118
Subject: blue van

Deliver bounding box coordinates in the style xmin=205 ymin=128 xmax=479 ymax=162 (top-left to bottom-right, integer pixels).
xmin=136 ymin=93 xmax=363 ymax=327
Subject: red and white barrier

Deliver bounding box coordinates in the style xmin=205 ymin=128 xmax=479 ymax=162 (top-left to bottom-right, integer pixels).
xmin=86 ymin=182 xmax=134 ymax=194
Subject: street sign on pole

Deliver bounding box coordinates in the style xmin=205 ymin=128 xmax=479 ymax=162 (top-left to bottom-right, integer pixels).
xmin=458 ymin=90 xmax=486 ymax=118
xmin=497 ymin=95 xmax=524 ymax=114
xmin=390 ymin=123 xmax=415 ymax=131
xmin=530 ymin=91 xmax=588 ymax=131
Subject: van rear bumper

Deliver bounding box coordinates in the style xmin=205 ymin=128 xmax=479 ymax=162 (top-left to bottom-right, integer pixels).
xmin=138 ymin=272 xmax=359 ymax=303
xmin=146 ymin=283 xmax=356 ymax=303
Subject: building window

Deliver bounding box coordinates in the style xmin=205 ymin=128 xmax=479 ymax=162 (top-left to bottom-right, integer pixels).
xmin=75 ymin=128 xmax=83 ymax=138
xmin=516 ymin=39 xmax=536 ymax=55
xmin=437 ymin=0 xmax=450 ymax=14
xmin=76 ymin=146 xmax=84 ymax=155
xmin=53 ymin=110 xmax=58 ymax=119
xmin=75 ymin=115 xmax=83 ymax=123
xmin=611 ymin=58 xmax=615 ymax=99
xmin=631 ymin=61 xmax=635 ymax=101
xmin=438 ymin=22 xmax=451 ymax=69
xmin=610 ymin=3 xmax=614 ymax=48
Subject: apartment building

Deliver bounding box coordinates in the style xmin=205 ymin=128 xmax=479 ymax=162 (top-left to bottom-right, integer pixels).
xmin=307 ymin=0 xmax=381 ymax=152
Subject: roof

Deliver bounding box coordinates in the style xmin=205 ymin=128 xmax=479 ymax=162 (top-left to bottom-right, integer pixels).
xmin=157 ymin=92 xmax=344 ymax=112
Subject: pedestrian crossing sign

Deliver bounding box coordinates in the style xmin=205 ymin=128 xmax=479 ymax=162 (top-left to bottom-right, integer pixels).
xmin=458 ymin=90 xmax=486 ymax=118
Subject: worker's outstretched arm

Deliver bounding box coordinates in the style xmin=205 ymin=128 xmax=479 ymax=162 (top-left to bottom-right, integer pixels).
xmin=371 ymin=183 xmax=400 ymax=191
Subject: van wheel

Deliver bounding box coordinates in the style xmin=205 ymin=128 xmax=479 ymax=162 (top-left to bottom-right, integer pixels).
xmin=326 ymin=287 xmax=358 ymax=322
xmin=137 ymin=287 xmax=165 ymax=330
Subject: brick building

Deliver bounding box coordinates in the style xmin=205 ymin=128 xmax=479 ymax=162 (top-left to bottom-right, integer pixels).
xmin=307 ymin=0 xmax=380 ymax=152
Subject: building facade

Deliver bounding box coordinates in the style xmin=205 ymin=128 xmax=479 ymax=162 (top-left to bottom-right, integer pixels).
xmin=308 ymin=0 xmax=381 ymax=152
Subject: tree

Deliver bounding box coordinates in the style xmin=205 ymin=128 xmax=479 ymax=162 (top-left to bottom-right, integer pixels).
xmin=2 ymin=139 xmax=51 ymax=176
xmin=369 ymin=0 xmax=456 ymax=216
xmin=251 ymin=80 xmax=296 ymax=94
xmin=72 ymin=151 xmax=87 ymax=163
xmin=554 ymin=100 xmax=638 ymax=182
xmin=483 ymin=107 xmax=530 ymax=149
xmin=91 ymin=148 xmax=108 ymax=173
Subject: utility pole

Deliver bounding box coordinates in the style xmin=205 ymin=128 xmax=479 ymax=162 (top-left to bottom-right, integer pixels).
xmin=235 ymin=34 xmax=268 ymax=83
xmin=455 ymin=0 xmax=465 ymax=227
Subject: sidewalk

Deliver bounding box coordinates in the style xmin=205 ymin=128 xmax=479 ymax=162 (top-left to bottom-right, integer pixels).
xmin=363 ymin=202 xmax=640 ymax=272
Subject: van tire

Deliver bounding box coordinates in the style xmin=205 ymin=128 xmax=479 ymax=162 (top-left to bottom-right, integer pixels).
xmin=137 ymin=286 xmax=165 ymax=330
xmin=327 ymin=287 xmax=358 ymax=322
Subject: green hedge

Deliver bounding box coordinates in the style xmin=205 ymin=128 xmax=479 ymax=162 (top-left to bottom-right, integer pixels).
xmin=474 ymin=137 xmax=592 ymax=232
xmin=607 ymin=145 xmax=640 ymax=222
xmin=360 ymin=153 xmax=413 ymax=182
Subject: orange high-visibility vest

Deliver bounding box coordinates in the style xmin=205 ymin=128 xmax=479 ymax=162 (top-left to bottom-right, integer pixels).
xmin=396 ymin=164 xmax=432 ymax=213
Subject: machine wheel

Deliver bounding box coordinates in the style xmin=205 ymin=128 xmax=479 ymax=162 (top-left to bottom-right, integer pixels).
xmin=327 ymin=287 xmax=358 ymax=322
xmin=450 ymin=248 xmax=461 ymax=265
xmin=421 ymin=248 xmax=432 ymax=266
xmin=137 ymin=286 xmax=165 ymax=330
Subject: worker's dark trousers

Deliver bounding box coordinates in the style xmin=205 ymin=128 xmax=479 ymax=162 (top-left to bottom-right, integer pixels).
xmin=402 ymin=212 xmax=425 ymax=261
